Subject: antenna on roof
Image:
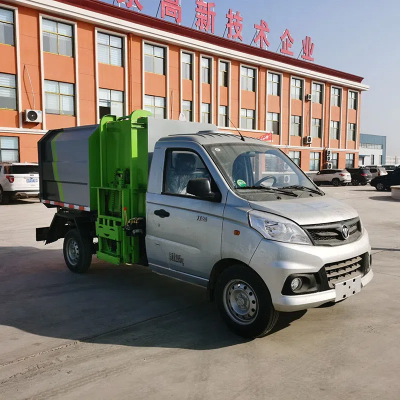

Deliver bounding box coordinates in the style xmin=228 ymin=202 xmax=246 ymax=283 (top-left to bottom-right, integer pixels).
xmin=228 ymin=117 xmax=245 ymax=141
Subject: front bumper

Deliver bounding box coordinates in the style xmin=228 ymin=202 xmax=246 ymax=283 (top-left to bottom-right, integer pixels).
xmin=249 ymin=229 xmax=372 ymax=312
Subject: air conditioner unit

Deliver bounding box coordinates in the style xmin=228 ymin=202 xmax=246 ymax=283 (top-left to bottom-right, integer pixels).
xmin=326 ymin=149 xmax=332 ymax=158
xmin=326 ymin=162 xmax=333 ymax=169
xmin=326 ymin=155 xmax=332 ymax=162
xmin=24 ymin=109 xmax=43 ymax=123
xmin=303 ymin=136 xmax=312 ymax=144
xmin=305 ymin=94 xmax=312 ymax=101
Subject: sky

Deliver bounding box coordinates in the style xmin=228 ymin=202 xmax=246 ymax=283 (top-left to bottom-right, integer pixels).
xmin=106 ymin=0 xmax=400 ymax=155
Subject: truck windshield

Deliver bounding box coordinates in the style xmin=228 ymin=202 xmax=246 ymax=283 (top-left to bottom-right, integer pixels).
xmin=205 ymin=143 xmax=317 ymax=192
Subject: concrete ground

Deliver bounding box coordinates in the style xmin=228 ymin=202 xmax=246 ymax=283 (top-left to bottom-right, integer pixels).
xmin=0 ymin=186 xmax=399 ymax=400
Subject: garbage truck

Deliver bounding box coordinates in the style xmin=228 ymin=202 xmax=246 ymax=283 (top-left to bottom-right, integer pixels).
xmin=36 ymin=110 xmax=373 ymax=338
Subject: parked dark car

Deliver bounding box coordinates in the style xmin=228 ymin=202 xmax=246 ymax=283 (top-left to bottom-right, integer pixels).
xmin=371 ymin=168 xmax=400 ymax=191
xmin=347 ymin=168 xmax=373 ymax=186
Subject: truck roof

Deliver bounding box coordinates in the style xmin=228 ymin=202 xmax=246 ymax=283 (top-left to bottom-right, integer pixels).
xmin=157 ymin=131 xmax=273 ymax=147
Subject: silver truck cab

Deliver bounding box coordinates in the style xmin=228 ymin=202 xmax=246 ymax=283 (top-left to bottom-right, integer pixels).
xmin=146 ymin=132 xmax=373 ymax=338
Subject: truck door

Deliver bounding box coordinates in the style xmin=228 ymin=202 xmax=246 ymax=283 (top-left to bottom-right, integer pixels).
xmin=146 ymin=148 xmax=224 ymax=281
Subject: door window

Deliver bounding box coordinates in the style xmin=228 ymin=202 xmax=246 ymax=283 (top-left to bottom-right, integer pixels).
xmin=163 ymin=150 xmax=213 ymax=196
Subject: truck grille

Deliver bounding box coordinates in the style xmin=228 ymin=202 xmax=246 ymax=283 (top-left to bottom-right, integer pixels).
xmin=303 ymin=217 xmax=361 ymax=246
xmin=324 ymin=256 xmax=364 ymax=288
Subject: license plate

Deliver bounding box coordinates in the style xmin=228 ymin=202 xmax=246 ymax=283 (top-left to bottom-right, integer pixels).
xmin=26 ymin=178 xmax=38 ymax=183
xmin=335 ymin=275 xmax=362 ymax=302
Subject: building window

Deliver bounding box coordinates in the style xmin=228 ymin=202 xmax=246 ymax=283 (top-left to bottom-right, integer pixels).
xmin=201 ymin=57 xmax=211 ymax=84
xmin=219 ymin=105 xmax=228 ymax=127
xmin=312 ymin=83 xmax=323 ymax=103
xmin=290 ymin=115 xmax=302 ymax=136
xmin=241 ymin=66 xmax=256 ymax=92
xmin=0 ymin=73 xmax=17 ymax=110
xmin=240 ymin=109 xmax=255 ymax=130
xmin=291 ymin=78 xmax=303 ymax=100
xmin=371 ymin=154 xmax=375 ymax=165
xmin=0 ymin=8 xmax=14 ymax=46
xmin=144 ymin=95 xmax=166 ymax=119
xmin=267 ymin=73 xmax=280 ymax=96
xmin=201 ymin=103 xmax=211 ymax=123
xmin=98 ymin=32 xmax=123 ymax=67
xmin=144 ymin=43 xmax=165 ymax=75
xmin=349 ymin=91 xmax=358 ymax=110
xmin=331 ymin=87 xmax=341 ymax=107
xmin=330 ymin=121 xmax=340 ymax=140
xmin=379 ymin=155 xmax=382 ymax=165
xmin=348 ymin=123 xmax=356 ymax=141
xmin=42 ymin=19 xmax=73 ymax=57
xmin=182 ymin=52 xmax=193 ymax=80
xmin=99 ymin=89 xmax=124 ymax=119
xmin=346 ymin=154 xmax=354 ymax=169
xmin=311 ymin=118 xmax=322 ymax=138
xmin=360 ymin=143 xmax=383 ymax=149
xmin=267 ymin=112 xmax=280 ymax=135
xmin=331 ymin=153 xmax=338 ymax=169
xmin=44 ymin=80 xmax=74 ymax=115
xmin=182 ymin=100 xmax=193 ymax=122
xmin=0 ymin=136 xmax=19 ymax=162
xmin=219 ymin=61 xmax=228 ymax=87
xmin=310 ymin=152 xmax=321 ymax=171
xmin=289 ymin=151 xmax=300 ymax=167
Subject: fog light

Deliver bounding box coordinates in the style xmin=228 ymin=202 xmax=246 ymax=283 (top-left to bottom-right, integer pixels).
xmin=291 ymin=277 xmax=303 ymax=292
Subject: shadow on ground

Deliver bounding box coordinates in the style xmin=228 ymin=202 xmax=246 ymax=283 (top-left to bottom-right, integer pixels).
xmin=0 ymin=247 xmax=306 ymax=352
xmin=368 ymin=196 xmax=399 ymax=202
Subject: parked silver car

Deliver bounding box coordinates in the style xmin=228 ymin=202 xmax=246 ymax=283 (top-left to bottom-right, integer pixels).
xmin=312 ymin=169 xmax=352 ymax=187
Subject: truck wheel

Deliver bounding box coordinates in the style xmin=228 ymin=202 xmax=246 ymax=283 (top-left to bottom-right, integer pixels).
xmin=332 ymin=179 xmax=340 ymax=187
xmin=215 ymin=265 xmax=279 ymax=339
xmin=376 ymin=182 xmax=385 ymax=191
xmin=63 ymin=229 xmax=92 ymax=273
xmin=0 ymin=188 xmax=9 ymax=205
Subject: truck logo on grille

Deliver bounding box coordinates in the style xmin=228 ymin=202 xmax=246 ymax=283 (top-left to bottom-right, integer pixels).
xmin=341 ymin=225 xmax=350 ymax=240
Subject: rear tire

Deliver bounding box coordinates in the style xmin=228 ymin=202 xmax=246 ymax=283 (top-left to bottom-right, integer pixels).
xmin=0 ymin=188 xmax=9 ymax=205
xmin=63 ymin=229 xmax=93 ymax=273
xmin=376 ymin=182 xmax=385 ymax=191
xmin=215 ymin=265 xmax=279 ymax=339
xmin=332 ymin=178 xmax=340 ymax=187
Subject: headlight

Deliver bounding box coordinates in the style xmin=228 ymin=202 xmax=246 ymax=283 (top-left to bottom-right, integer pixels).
xmin=248 ymin=211 xmax=312 ymax=245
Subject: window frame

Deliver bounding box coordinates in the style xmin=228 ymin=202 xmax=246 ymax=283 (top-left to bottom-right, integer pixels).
xmin=0 ymin=72 xmax=17 ymax=110
xmin=267 ymin=72 xmax=281 ymax=96
xmin=240 ymin=108 xmax=255 ymax=130
xmin=291 ymin=78 xmax=303 ymax=100
xmin=219 ymin=61 xmax=229 ymax=88
xmin=97 ymin=31 xmax=123 ymax=67
xmin=312 ymin=83 xmax=323 ymax=104
xmin=44 ymin=80 xmax=75 ymax=116
xmin=218 ymin=105 xmax=228 ymax=127
xmin=144 ymin=94 xmax=166 ymax=119
xmin=181 ymin=51 xmax=193 ymax=81
xmin=182 ymin=100 xmax=193 ymax=122
xmin=311 ymin=118 xmax=322 ymax=138
xmin=162 ymin=148 xmax=219 ymax=201
xmin=349 ymin=91 xmax=358 ymax=110
xmin=348 ymin=123 xmax=357 ymax=141
xmin=331 ymin=153 xmax=339 ymax=169
xmin=309 ymin=152 xmax=321 ymax=171
xmin=289 ymin=150 xmax=301 ymax=167
xmin=330 ymin=120 xmax=340 ymax=140
xmin=267 ymin=112 xmax=280 ymax=135
xmin=99 ymin=88 xmax=124 ymax=119
xmin=290 ymin=115 xmax=302 ymax=136
xmin=201 ymin=56 xmax=211 ymax=84
xmin=42 ymin=18 xmax=74 ymax=57
xmin=345 ymin=153 xmax=355 ymax=169
xmin=201 ymin=103 xmax=211 ymax=123
xmin=241 ymin=65 xmax=256 ymax=92
xmin=0 ymin=136 xmax=19 ymax=162
xmin=331 ymin=87 xmax=341 ymax=107
xmin=0 ymin=6 xmax=15 ymax=46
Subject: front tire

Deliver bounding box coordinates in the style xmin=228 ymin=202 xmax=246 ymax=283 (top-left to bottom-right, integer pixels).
xmin=215 ymin=265 xmax=279 ymax=339
xmin=63 ymin=229 xmax=93 ymax=273
xmin=376 ymin=182 xmax=385 ymax=191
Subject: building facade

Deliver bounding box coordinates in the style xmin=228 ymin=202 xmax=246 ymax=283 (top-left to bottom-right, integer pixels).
xmin=359 ymin=134 xmax=386 ymax=166
xmin=0 ymin=0 xmax=368 ymax=171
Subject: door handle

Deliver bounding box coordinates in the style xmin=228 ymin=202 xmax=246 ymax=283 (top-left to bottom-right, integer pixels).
xmin=154 ymin=209 xmax=170 ymax=218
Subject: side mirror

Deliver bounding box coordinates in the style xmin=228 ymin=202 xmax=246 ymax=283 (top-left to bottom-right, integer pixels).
xmin=187 ymin=178 xmax=221 ymax=202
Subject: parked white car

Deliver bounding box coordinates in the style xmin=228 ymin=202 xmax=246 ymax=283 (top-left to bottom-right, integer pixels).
xmin=0 ymin=163 xmax=39 ymax=204
xmin=313 ymin=169 xmax=352 ymax=187
xmin=365 ymin=166 xmax=388 ymax=179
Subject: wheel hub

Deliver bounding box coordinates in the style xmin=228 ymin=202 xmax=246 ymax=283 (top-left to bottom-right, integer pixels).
xmin=67 ymin=239 xmax=80 ymax=266
xmin=223 ymin=280 xmax=259 ymax=325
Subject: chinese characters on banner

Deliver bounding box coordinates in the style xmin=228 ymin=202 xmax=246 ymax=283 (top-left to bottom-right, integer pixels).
xmin=195 ymin=0 xmax=216 ymax=34
xmin=161 ymin=0 xmax=181 ymax=24
xmin=113 ymin=0 xmax=315 ymax=62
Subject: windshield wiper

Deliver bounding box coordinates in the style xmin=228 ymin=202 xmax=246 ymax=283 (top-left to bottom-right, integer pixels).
xmin=237 ymin=186 xmax=298 ymax=197
xmin=278 ymin=185 xmax=323 ymax=195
